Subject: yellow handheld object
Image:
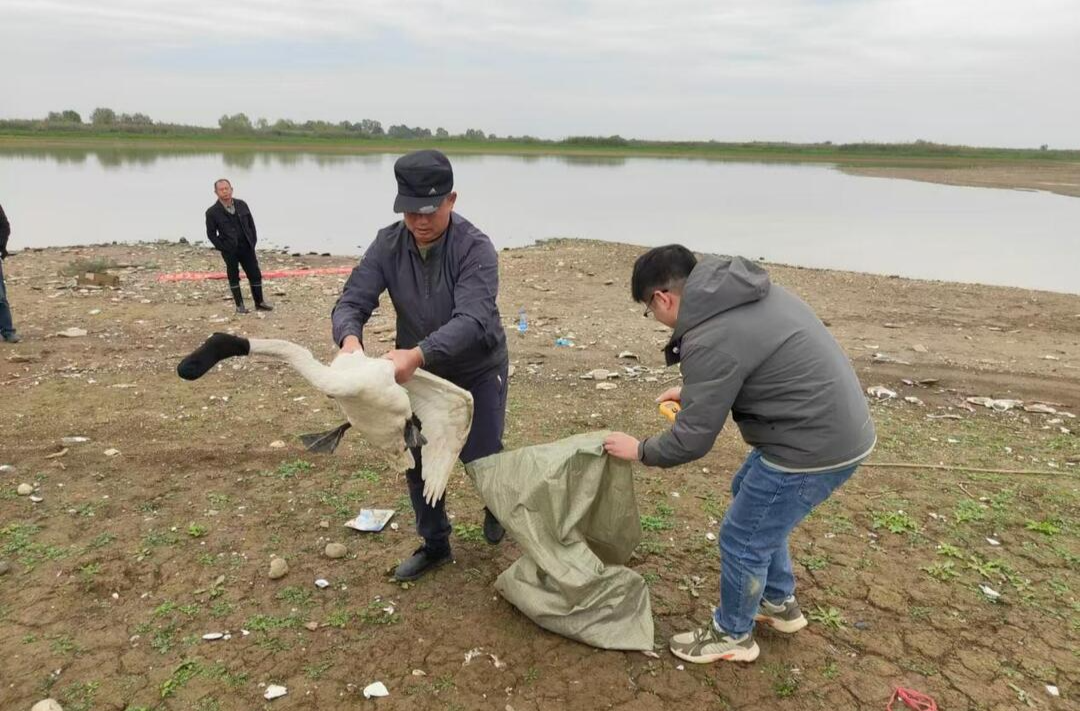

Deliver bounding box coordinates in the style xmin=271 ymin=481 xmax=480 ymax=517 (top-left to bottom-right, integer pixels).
xmin=658 ymin=400 xmax=681 ymax=422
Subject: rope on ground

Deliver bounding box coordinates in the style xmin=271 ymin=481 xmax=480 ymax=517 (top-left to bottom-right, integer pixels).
xmin=887 ymin=687 xmax=938 ymax=711
xmin=863 ymin=461 xmax=1075 ymax=478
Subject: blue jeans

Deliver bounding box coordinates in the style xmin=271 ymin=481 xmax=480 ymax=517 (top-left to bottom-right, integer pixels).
xmin=714 ymin=450 xmax=857 ymax=636
xmin=0 ymin=258 xmax=15 ymax=338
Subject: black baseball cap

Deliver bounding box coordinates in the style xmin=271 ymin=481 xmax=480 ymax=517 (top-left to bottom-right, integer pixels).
xmin=393 ymin=150 xmax=454 ymax=214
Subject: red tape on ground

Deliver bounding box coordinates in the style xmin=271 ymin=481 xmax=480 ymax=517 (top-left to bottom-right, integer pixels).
xmin=156 ymin=267 xmax=353 ymax=283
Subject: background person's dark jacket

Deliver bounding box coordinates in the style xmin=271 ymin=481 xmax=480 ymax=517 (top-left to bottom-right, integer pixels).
xmin=0 ymin=203 xmax=10 ymax=257
xmin=205 ymin=199 xmax=257 ymax=253
xmin=331 ymin=213 xmax=507 ymax=388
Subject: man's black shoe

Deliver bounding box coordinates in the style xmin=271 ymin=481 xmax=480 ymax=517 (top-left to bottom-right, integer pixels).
xmin=255 ymin=301 xmax=274 ymax=312
xmin=394 ymin=545 xmax=452 ymax=582
xmin=483 ymin=507 xmax=505 ymax=545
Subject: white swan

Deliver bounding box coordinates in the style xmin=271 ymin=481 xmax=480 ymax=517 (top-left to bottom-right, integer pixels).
xmin=177 ymin=333 xmax=473 ymax=505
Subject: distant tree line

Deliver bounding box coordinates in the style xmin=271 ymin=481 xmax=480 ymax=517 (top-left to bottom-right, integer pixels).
xmin=1 ymin=109 xmax=1075 ymax=159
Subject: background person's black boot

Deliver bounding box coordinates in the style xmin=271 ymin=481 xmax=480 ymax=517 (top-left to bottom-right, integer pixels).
xmin=483 ymin=507 xmax=505 ymax=545
xmin=250 ymin=282 xmax=273 ymax=311
xmin=393 ymin=544 xmax=452 ymax=582
xmin=230 ymin=285 xmax=248 ymax=314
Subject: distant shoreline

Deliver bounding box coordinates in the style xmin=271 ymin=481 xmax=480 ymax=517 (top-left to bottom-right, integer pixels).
xmin=5 ymin=132 xmax=1079 ymax=198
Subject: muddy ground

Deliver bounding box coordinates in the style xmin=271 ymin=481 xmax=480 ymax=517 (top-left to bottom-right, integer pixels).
xmin=1 ymin=240 xmax=1078 ymax=711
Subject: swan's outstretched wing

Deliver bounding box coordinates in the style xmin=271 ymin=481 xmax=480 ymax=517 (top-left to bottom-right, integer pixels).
xmin=404 ymin=370 xmax=474 ymax=505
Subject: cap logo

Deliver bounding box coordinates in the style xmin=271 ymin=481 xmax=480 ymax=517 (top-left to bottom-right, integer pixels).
xmin=428 ymin=187 xmax=438 ymax=195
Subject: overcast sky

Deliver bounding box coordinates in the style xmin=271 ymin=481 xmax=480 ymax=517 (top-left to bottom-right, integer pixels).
xmin=2 ymin=0 xmax=1077 ymax=147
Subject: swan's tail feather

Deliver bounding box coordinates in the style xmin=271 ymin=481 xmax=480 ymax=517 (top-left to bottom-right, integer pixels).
xmin=177 ymin=333 xmax=251 ymax=380
xmin=404 ymin=415 xmax=427 ymax=450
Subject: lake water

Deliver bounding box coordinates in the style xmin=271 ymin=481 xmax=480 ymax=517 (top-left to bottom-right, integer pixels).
xmin=1 ymin=147 xmax=1076 ymax=293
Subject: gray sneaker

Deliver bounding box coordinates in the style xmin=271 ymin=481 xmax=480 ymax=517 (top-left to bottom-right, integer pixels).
xmin=754 ymin=595 xmax=808 ymax=633
xmin=669 ymin=624 xmax=759 ymax=664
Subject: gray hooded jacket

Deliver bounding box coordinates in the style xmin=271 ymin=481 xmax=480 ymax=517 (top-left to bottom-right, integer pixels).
xmin=641 ymin=256 xmax=875 ymax=472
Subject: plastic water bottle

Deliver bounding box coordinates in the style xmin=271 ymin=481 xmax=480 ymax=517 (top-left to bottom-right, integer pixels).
xmin=518 ymin=308 xmax=528 ymax=336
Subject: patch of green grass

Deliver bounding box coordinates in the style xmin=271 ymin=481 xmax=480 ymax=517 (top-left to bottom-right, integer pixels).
xmin=49 ymin=634 xmax=82 ymax=655
xmin=325 ymin=609 xmax=352 ymax=628
xmin=186 ymin=522 xmax=209 ymax=538
xmin=821 ymin=660 xmax=840 ymax=680
xmin=202 ymin=662 xmax=248 ymax=688
xmin=700 ymin=494 xmax=725 ymax=519
xmin=61 ymin=257 xmax=117 ymax=276
xmin=74 ymin=502 xmax=98 ymax=518
xmin=936 ymin=543 xmax=965 ymax=559
xmin=354 ymin=468 xmax=381 ymax=483
xmin=265 ymin=459 xmax=314 ymax=480
xmin=245 ymin=613 xmax=302 ymax=631
xmin=206 ymin=492 xmax=231 ymax=507
xmin=304 ymin=661 xmax=333 ymax=680
xmin=161 ymin=660 xmax=202 ymax=699
xmin=921 ymin=562 xmax=960 ymax=582
xmin=1025 ymin=518 xmax=1063 ymax=537
xmin=523 ymin=667 xmax=540 ymax=685
xmin=799 ymin=554 xmax=831 ymax=571
xmin=150 ymin=624 xmax=180 ymax=654
xmin=453 ymin=523 xmax=485 ymax=543
xmin=315 ymin=489 xmax=365 ymax=517
xmin=807 ymin=605 xmax=845 ymax=630
xmin=871 ymin=510 xmax=919 ymax=535
xmin=276 ymin=586 xmax=314 ymax=608
xmin=210 ymin=601 xmax=233 ymax=618
xmin=774 ymin=674 xmax=800 ymax=698
xmin=85 ymin=532 xmax=116 ymax=550
xmin=953 ymin=499 xmax=987 ymax=524
xmin=909 ymin=606 xmax=933 ymax=621
xmin=79 ymin=562 xmax=102 ymax=579
xmin=60 ymin=680 xmax=100 ymax=711
xmin=641 ymin=502 xmax=676 ymax=532
xmin=825 ymin=513 xmax=856 ymax=534
xmin=142 ymin=530 xmax=179 ymax=548
xmin=434 ymin=674 xmax=457 ymax=692
xmin=359 ymin=600 xmax=401 ymax=625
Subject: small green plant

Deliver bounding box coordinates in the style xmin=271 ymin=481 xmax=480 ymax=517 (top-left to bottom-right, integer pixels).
xmin=921 ymin=562 xmax=959 ymax=582
xmin=79 ymin=562 xmax=102 ymax=579
xmin=434 ymin=674 xmax=457 ymax=692
xmin=50 ymin=634 xmax=82 ymax=655
xmin=266 ymin=460 xmax=314 ymax=480
xmin=304 ymin=661 xmax=333 ymax=680
xmin=354 ymin=469 xmax=381 ymax=483
xmin=1025 ymin=518 xmax=1062 ymax=537
xmin=276 ymin=586 xmax=314 ymax=608
xmin=207 ymin=492 xmax=231 ymax=507
xmin=799 ymin=554 xmax=831 ymax=571
xmin=210 ymin=601 xmax=234 ymax=618
xmin=774 ymin=675 xmax=800 ymax=698
xmin=871 ymin=510 xmax=918 ymax=535
xmin=245 ymin=613 xmax=302 ymax=631
xmin=909 ymin=606 xmax=932 ymax=621
xmin=325 ymin=609 xmax=352 ymax=628
xmin=150 ymin=624 xmax=180 ymax=654
xmin=821 ymin=659 xmax=840 ymax=680
xmin=85 ymin=532 xmax=116 ymax=550
xmin=953 ymin=499 xmax=987 ymax=524
xmin=359 ymin=600 xmax=401 ymax=625
xmin=453 ymin=523 xmax=485 ymax=543
xmin=936 ymin=543 xmax=965 ymax=559
xmin=807 ymin=605 xmax=845 ymax=629
xmin=523 ymin=667 xmax=540 ymax=685
xmin=641 ymin=502 xmax=675 ymax=532
xmin=160 ymin=660 xmax=202 ymax=699
xmin=186 ymin=522 xmax=209 ymax=538
xmin=60 ymin=680 xmax=100 ymax=711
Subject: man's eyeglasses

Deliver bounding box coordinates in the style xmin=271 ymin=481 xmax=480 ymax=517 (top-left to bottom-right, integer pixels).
xmin=643 ymin=289 xmax=668 ymax=318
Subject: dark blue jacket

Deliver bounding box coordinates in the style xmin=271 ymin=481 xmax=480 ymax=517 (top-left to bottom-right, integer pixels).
xmin=331 ymin=213 xmax=507 ymax=387
xmin=205 ymin=199 xmax=257 ymax=254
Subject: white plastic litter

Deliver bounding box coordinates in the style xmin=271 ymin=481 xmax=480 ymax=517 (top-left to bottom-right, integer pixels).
xmin=264 ymin=684 xmax=287 ymax=700
xmin=363 ymin=682 xmax=389 ymax=698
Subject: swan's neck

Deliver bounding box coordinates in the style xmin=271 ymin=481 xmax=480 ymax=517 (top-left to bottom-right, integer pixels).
xmin=248 ymin=338 xmax=329 ymax=384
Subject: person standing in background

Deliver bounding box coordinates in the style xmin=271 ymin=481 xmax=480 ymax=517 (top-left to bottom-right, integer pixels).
xmin=204 ymin=179 xmax=273 ymax=314
xmin=0 ymin=202 xmax=19 ymax=343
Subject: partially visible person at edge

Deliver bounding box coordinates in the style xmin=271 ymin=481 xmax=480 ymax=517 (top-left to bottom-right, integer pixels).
xmin=331 ymin=150 xmax=510 ymax=582
xmin=0 ymin=202 xmax=19 ymax=343
xmin=204 ymin=179 xmax=273 ymax=314
xmin=603 ymin=244 xmax=875 ymax=665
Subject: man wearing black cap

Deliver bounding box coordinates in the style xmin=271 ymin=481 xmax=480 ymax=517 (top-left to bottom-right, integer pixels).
xmin=331 ymin=150 xmax=509 ymax=581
